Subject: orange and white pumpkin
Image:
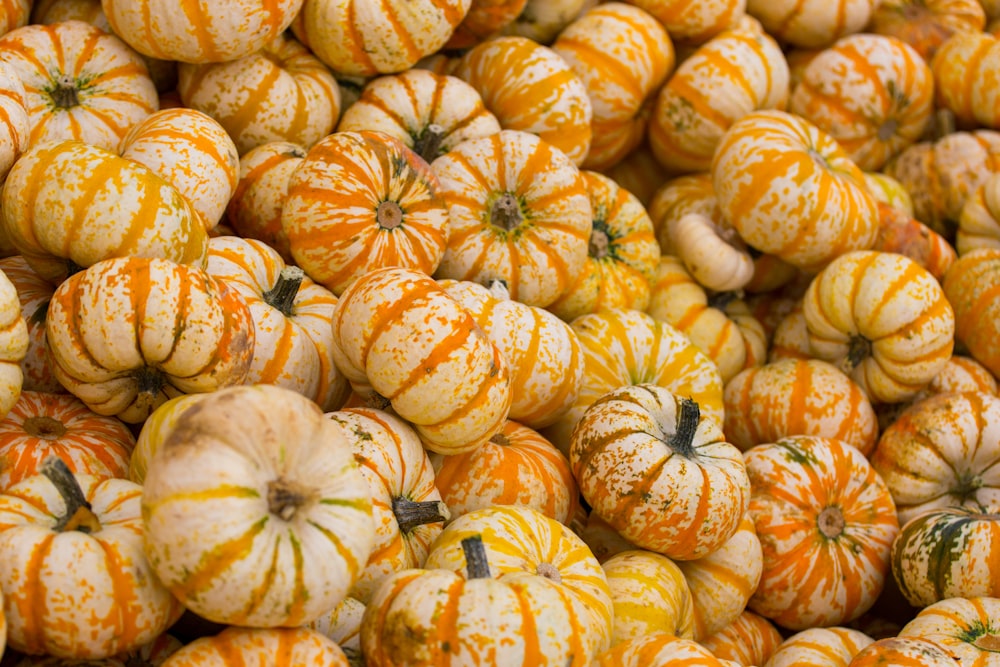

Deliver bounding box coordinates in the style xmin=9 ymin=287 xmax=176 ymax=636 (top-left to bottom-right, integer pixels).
xmin=0 ymin=60 xmax=28 ymax=184
xmin=0 ymin=257 xmax=58 ymax=395
xmin=602 ymin=549 xmax=695 ymax=645
xmin=746 ymin=0 xmax=879 ymax=48
xmin=0 ymin=268 xmax=25 ymax=423
xmin=931 ymin=31 xmax=1000 ymax=130
xmin=158 ymin=626 xmax=351 ymax=666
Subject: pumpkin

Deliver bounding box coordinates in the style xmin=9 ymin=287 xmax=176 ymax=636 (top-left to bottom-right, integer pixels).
xmin=0 ymin=0 xmax=28 ymax=35
xmin=865 ymin=171 xmax=916 ymax=216
xmin=873 ymin=202 xmax=957 ymax=281
xmin=0 ymin=140 xmax=208 ymax=285
xmin=452 ymin=36 xmax=593 ymax=166
xmin=118 ymin=108 xmax=240 ymax=232
xmin=897 ymin=596 xmax=1000 ymax=663
xmin=723 ymin=358 xmax=879 ymax=456
xmin=0 ymin=391 xmax=133 ymax=492
xmin=422 ymin=504 xmax=615 ymax=654
xmin=871 ymin=391 xmax=1000 ymax=525
xmin=430 ymin=419 xmax=578 ymax=525
xmin=943 ymin=248 xmax=1000 ymax=378
xmin=141 ymin=384 xmax=375 ymax=627
xmin=177 ymin=31 xmax=341 ymax=156
xmin=127 ymin=393 xmax=208 ymax=485
xmin=0 ymin=20 xmax=157 ymax=153
xmin=599 ymin=141 xmax=672 ymax=207
xmin=868 ymin=0 xmax=986 ymax=62
xmin=744 ymin=435 xmax=900 ymax=630
xmin=330 ymin=266 xmax=512 ymax=455
xmin=701 ymin=610 xmax=784 ymax=666
xmin=430 ymin=129 xmax=593 ymax=308
xmin=593 ymin=632 xmax=730 ymax=667
xmin=324 ymin=406 xmax=447 ymax=604
xmin=305 ymin=596 xmax=365 ymax=660
xmin=766 ymin=627 xmax=874 ymax=666
xmin=44 ymin=256 xmax=254 ymax=423
xmin=361 ymin=532 xmax=603 ymax=666
xmin=0 ymin=259 xmax=56 ymax=396
xmin=931 ymin=31 xmax=1000 ymax=130
xmin=206 ymin=236 xmax=349 ymax=411
xmin=159 ymin=626 xmax=350 ymax=666
xmin=0 ymin=61 xmax=27 ymax=184
xmin=789 ymin=33 xmax=934 ymax=171
xmin=648 ymin=172 xmax=721 ymax=253
xmin=499 ymin=0 xmax=588 ymax=43
xmin=602 ymin=549 xmax=695 ymax=645
xmin=712 ymin=110 xmax=880 ymax=272
xmin=579 ymin=511 xmax=637 ymax=564
xmin=0 ymin=268 xmax=25 ymax=423
xmin=569 ymin=383 xmax=751 ymax=561
xmin=801 ymin=250 xmax=955 ymax=404
xmin=620 ymin=0 xmax=747 ymax=44
xmin=849 ymin=635 xmax=964 ymax=666
xmin=283 ymin=130 xmax=449 ymax=296
xmin=745 ymin=0 xmax=879 ymax=48
xmin=103 ymin=0 xmax=303 ymax=64
xmin=552 ymin=2 xmax=675 ymax=171
xmin=667 ymin=213 xmax=755 ymax=292
xmin=336 ymin=69 xmax=501 ymax=163
xmin=445 ymin=0 xmax=528 ymax=49
xmin=649 ymin=28 xmax=790 ymax=175
xmin=292 ymin=0 xmax=472 ymax=78
xmin=0 ymin=458 xmax=181 ymax=658
xmin=957 ymin=172 xmax=1000 ymax=255
xmin=224 ymin=141 xmax=306 ymax=262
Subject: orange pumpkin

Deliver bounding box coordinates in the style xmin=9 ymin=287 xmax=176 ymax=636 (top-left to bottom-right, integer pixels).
xmin=593 ymin=632 xmax=731 ymax=666
xmin=957 ymin=172 xmax=1000 ymax=255
xmin=0 ymin=60 xmax=27 ymax=184
xmin=849 ymin=635 xmax=963 ymax=666
xmin=766 ymin=627 xmax=874 ymax=666
xmin=931 ymin=31 xmax=1000 ymax=130
xmin=873 ymin=202 xmax=957 ymax=281
xmin=897 ymin=596 xmax=1000 ymax=662
xmin=158 ymin=626 xmax=351 ymax=666
xmin=621 ymin=0 xmax=747 ymax=44
xmin=701 ymin=610 xmax=784 ymax=666
xmin=868 ymin=0 xmax=986 ymax=62
xmin=0 ymin=257 xmax=59 ymax=394
xmin=602 ymin=549 xmax=695 ymax=645
xmin=445 ymin=0 xmax=528 ymax=49
xmin=943 ymin=247 xmax=1000 ymax=378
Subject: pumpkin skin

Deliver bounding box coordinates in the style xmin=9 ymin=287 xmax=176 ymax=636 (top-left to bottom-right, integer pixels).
xmin=430 ymin=129 xmax=593 ymax=308
xmin=44 ymin=257 xmax=254 ymax=424
xmin=711 ymin=110 xmax=880 ymax=272
xmin=452 ymin=37 xmax=593 ymax=166
xmin=0 ymin=391 xmax=133 ymax=492
xmin=0 ymin=0 xmax=28 ymax=34
xmin=744 ymin=435 xmax=900 ymax=630
xmin=330 ymin=266 xmax=512 ymax=455
xmin=0 ymin=20 xmax=157 ymax=153
xmin=282 ymin=130 xmax=450 ymax=296
xmin=0 ymin=60 xmax=28 ymax=184
xmin=0 ymin=140 xmax=208 ymax=285
xmin=931 ymin=31 xmax=1000 ymax=130
xmin=943 ymin=248 xmax=1000 ymax=378
xmin=118 ymin=108 xmax=240 ymax=232
xmin=0 ymin=252 xmax=63 ymax=391
xmin=569 ymin=384 xmax=751 ymax=561
xmin=499 ymin=0 xmax=588 ymax=43
xmin=445 ymin=0 xmax=529 ymax=49
xmin=306 ymin=596 xmax=365 ymax=657
xmin=0 ymin=464 xmax=181 ymax=658
xmin=552 ymin=2 xmax=675 ymax=171
xmin=0 ymin=269 xmax=26 ymax=423
xmin=293 ymin=0 xmax=472 ymax=78
xmin=621 ymin=0 xmax=747 ymax=45
xmin=649 ymin=28 xmax=790 ymax=175
xmin=766 ymin=627 xmax=874 ymax=666
xmin=849 ymin=635 xmax=963 ymax=667
xmin=874 ymin=202 xmax=957 ymax=281
xmin=865 ymin=171 xmax=916 ymax=216
xmin=177 ymin=31 xmax=341 ymax=156
xmin=868 ymin=0 xmax=986 ymax=62
xmin=206 ymin=236 xmax=349 ymax=411
xmin=593 ymin=632 xmax=730 ymax=667
xmin=701 ymin=610 xmax=784 ymax=666
xmin=789 ymin=34 xmax=934 ymax=171
xmin=802 ymin=250 xmax=955 ymax=404
xmin=127 ymin=393 xmax=208 ymax=485
xmin=871 ymin=391 xmax=1000 ymax=526
xmin=336 ymin=69 xmax=501 ymax=163
xmin=602 ymin=549 xmax=695 ymax=645
xmin=102 ymin=0 xmax=304 ymax=64
xmin=898 ymin=596 xmax=1000 ymax=663
xmin=430 ymin=419 xmax=578 ymax=525
xmin=141 ymin=384 xmax=375 ymax=628
xmin=957 ymin=172 xmax=1000 ymax=255
xmin=158 ymin=626 xmax=350 ymax=666
xmin=745 ymin=0 xmax=878 ymax=49
xmin=723 ymin=358 xmax=879 ymax=456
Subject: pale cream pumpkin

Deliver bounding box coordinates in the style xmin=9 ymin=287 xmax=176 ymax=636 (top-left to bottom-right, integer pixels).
xmin=746 ymin=0 xmax=879 ymax=48
xmin=766 ymin=627 xmax=875 ymax=666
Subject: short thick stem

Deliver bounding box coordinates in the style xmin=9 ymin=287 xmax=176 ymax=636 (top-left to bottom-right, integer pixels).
xmin=268 ymin=478 xmax=313 ymax=521
xmin=589 ymin=228 xmax=610 ymax=259
xmin=133 ymin=367 xmax=165 ymax=418
xmin=817 ymin=506 xmax=845 ymax=539
xmin=376 ymin=201 xmax=404 ymax=230
xmin=50 ymin=74 xmax=80 ymax=109
xmin=23 ymin=416 xmax=67 ymax=440
xmin=392 ymin=497 xmax=450 ymax=533
xmin=667 ymin=397 xmax=701 ymax=458
xmin=40 ymin=456 xmax=101 ymax=533
xmin=263 ymin=266 xmax=304 ymax=317
xmin=461 ymin=534 xmax=492 ymax=579
xmin=845 ymin=335 xmax=871 ymax=372
xmin=490 ymin=432 xmax=511 ymax=447
xmin=707 ymin=290 xmax=741 ymax=311
xmin=490 ymin=193 xmax=523 ymax=231
xmin=413 ymin=123 xmax=446 ymax=163
xmin=974 ymin=632 xmax=1000 ymax=652
xmin=536 ymin=562 xmax=562 ymax=583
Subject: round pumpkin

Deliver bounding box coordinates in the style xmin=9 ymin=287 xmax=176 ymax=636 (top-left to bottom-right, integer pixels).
xmin=159 ymin=626 xmax=350 ymax=666
xmin=745 ymin=0 xmax=879 ymax=49
xmin=943 ymin=247 xmax=1000 ymax=378
xmin=931 ymin=31 xmax=1000 ymax=130
xmin=897 ymin=596 xmax=1000 ymax=663
xmin=701 ymin=610 xmax=784 ymax=666
xmin=766 ymin=627 xmax=874 ymax=666
xmin=593 ymin=632 xmax=731 ymax=667
xmin=0 ymin=60 xmax=28 ymax=184
xmin=868 ymin=0 xmax=986 ymax=62
xmin=603 ymin=549 xmax=694 ymax=645
xmin=0 ymin=268 xmax=26 ymax=423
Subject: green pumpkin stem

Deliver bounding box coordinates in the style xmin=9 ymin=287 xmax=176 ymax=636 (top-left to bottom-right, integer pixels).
xmin=413 ymin=123 xmax=446 ymax=163
xmin=392 ymin=497 xmax=450 ymax=534
xmin=263 ymin=266 xmax=304 ymax=316
xmin=670 ymin=397 xmax=701 ymax=458
xmin=40 ymin=456 xmax=101 ymax=533
xmin=461 ymin=534 xmax=492 ymax=580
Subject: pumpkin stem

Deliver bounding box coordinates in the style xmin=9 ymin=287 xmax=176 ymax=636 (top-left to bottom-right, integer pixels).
xmin=974 ymin=632 xmax=1000 ymax=652
xmin=23 ymin=416 xmax=67 ymax=440
xmin=844 ymin=335 xmax=871 ymax=372
xmin=461 ymin=534 xmax=492 ymax=579
xmin=376 ymin=201 xmax=404 ymax=230
xmin=489 ymin=432 xmax=511 ymax=446
xmin=490 ymin=193 xmax=523 ymax=231
xmin=817 ymin=506 xmax=845 ymax=539
xmin=486 ymin=279 xmax=511 ymax=301
xmin=342 ymin=647 xmax=366 ymax=667
xmin=50 ymin=73 xmax=81 ymax=109
xmin=267 ymin=478 xmax=313 ymax=521
xmin=40 ymin=456 xmax=101 ymax=533
xmin=667 ymin=397 xmax=701 ymax=458
xmin=536 ymin=562 xmax=562 ymax=583
xmin=877 ymin=118 xmax=898 ymax=142
xmin=363 ymin=392 xmax=392 ymax=411
xmin=932 ymin=108 xmax=956 ymax=140
xmin=392 ymin=497 xmax=450 ymax=533
xmin=707 ymin=290 xmax=741 ymax=310
xmin=263 ymin=266 xmax=304 ymax=317
xmin=133 ymin=367 xmax=165 ymax=418
xmin=413 ymin=123 xmax=446 ymax=163
xmin=589 ymin=228 xmax=610 ymax=259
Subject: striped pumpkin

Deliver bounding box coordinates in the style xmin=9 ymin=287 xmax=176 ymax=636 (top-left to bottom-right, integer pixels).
xmin=849 ymin=635 xmax=963 ymax=666
xmin=649 ymin=29 xmax=790 ymax=175
xmin=330 ymin=267 xmax=512 ymax=455
xmin=0 ymin=269 xmax=26 ymax=424
xmin=621 ymin=0 xmax=747 ymax=44
xmin=157 ymin=627 xmax=350 ymax=666
xmin=44 ymin=257 xmax=254 ymax=423
xmin=957 ymin=172 xmax=1000 ymax=255
xmin=943 ymin=248 xmax=1000 ymax=378
xmin=0 ymin=140 xmax=207 ymax=285
xmin=869 ymin=0 xmax=986 ymax=62
xmin=0 ymin=391 xmax=133 ymax=492
xmin=745 ymin=435 xmax=900 ymax=630
xmin=306 ymin=596 xmax=365 ymax=658
xmin=602 ymin=549 xmax=695 ymax=645
xmin=453 ymin=37 xmax=593 ymax=165
xmin=723 ymin=358 xmax=879 ymax=456
xmin=593 ymin=632 xmax=731 ymax=667
xmin=0 ymin=20 xmax=157 ymax=152
xmin=177 ymin=31 xmax=341 ymax=155
xmin=701 ymin=610 xmax=784 ymax=666
xmin=431 ymin=129 xmax=592 ymax=308
xmin=0 ymin=0 xmax=28 ymax=34
xmin=119 ymin=108 xmax=240 ymax=232
xmin=874 ymin=202 xmax=957 ymax=281
xmin=802 ymin=250 xmax=955 ymax=404
xmin=552 ymin=2 xmax=675 ymax=170
xmin=336 ymin=69 xmax=501 ymax=163
xmin=898 ymin=597 xmax=1000 ymax=663
xmin=569 ymin=384 xmax=751 ymax=561
xmin=103 ymin=0 xmax=303 ymax=64
xmin=283 ymin=131 xmax=449 ymax=296
xmin=790 ymin=33 xmax=935 ymax=171
xmin=746 ymin=0 xmax=879 ymax=48
xmin=499 ymin=0 xmax=589 ymax=43
xmin=711 ymin=110 xmax=880 ymax=272
xmin=648 ymin=172 xmax=722 ymax=253
xmin=0 ymin=257 xmax=58 ymax=395
xmin=141 ymin=384 xmax=375 ymax=627
xmin=865 ymin=171 xmax=916 ymax=216
xmin=128 ymin=393 xmax=208 ymax=485
xmin=932 ymin=31 xmax=1000 ymax=130
xmin=445 ymin=0 xmax=529 ymax=48
xmin=766 ymin=627 xmax=874 ymax=666
xmin=0 ymin=61 xmax=27 ymax=184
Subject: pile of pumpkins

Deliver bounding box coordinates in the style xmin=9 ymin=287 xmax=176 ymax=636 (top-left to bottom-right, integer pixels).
xmin=0 ymin=0 xmax=1000 ymax=665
